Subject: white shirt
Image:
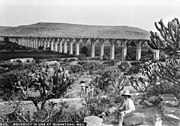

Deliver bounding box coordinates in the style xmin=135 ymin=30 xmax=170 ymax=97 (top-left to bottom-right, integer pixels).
xmin=122 ymin=98 xmax=135 ymax=111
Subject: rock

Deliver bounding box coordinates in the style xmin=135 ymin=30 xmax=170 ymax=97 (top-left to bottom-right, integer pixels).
xmin=134 ymin=98 xmax=142 ymax=105
xmin=70 ymin=61 xmax=79 ymax=65
xmin=67 ymin=57 xmax=78 ymax=62
xmin=84 ymin=116 xmax=103 ymax=126
xmin=148 ymin=96 xmax=158 ymax=103
xmin=143 ymin=100 xmax=153 ymax=107
xmin=161 ymin=106 xmax=180 ymax=125
xmin=163 ymin=114 xmax=180 ymax=126
xmin=138 ymin=121 xmax=154 ymax=126
xmin=44 ymin=61 xmax=58 ymax=65
xmin=161 ymin=106 xmax=180 ymax=114
xmin=124 ymin=113 xmax=147 ymax=125
xmin=164 ymin=113 xmax=180 ymax=121
xmin=101 ymin=123 xmax=114 ymax=126
xmin=159 ymin=94 xmax=179 ymax=107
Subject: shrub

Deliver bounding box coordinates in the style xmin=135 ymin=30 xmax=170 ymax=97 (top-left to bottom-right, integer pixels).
xmin=38 ymin=46 xmax=44 ymax=50
xmin=117 ymin=61 xmax=131 ymax=72
xmin=92 ymin=67 xmax=126 ymax=95
xmin=78 ymin=54 xmax=87 ymax=60
xmin=102 ymin=54 xmax=109 ymax=60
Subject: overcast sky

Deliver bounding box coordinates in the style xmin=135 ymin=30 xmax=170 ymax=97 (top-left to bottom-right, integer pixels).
xmin=0 ymin=0 xmax=180 ymax=31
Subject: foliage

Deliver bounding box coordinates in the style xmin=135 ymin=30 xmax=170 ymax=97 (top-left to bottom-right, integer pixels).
xmin=85 ymin=97 xmax=110 ymax=116
xmin=70 ymin=61 xmax=105 ymax=75
xmin=128 ymin=18 xmax=180 ymax=97
xmin=148 ymin=18 xmax=180 ymax=96
xmin=64 ymin=107 xmax=90 ymax=122
xmin=92 ymin=67 xmax=126 ymax=94
xmin=80 ymin=46 xmax=88 ymax=56
xmin=51 ymin=97 xmax=113 ymax=122
xmin=149 ymin=18 xmax=180 ymax=57
xmin=78 ymin=54 xmax=87 ymax=61
xmin=0 ymin=63 xmax=74 ymax=111
xmin=0 ymin=73 xmax=22 ymax=100
xmin=117 ymin=61 xmax=131 ymax=72
xmin=38 ymin=46 xmax=44 ymax=50
xmin=102 ymin=54 xmax=109 ymax=60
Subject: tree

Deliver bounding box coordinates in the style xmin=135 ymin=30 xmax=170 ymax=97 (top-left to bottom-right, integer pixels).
xmin=0 ymin=65 xmax=75 ymax=122
xmin=148 ymin=18 xmax=180 ymax=95
xmin=80 ymin=45 xmax=88 ymax=56
xmin=127 ymin=18 xmax=180 ymax=97
xmin=0 ymin=64 xmax=74 ymax=117
xmin=149 ymin=18 xmax=180 ymax=57
xmin=92 ymin=67 xmax=126 ymax=94
xmin=17 ymin=67 xmax=74 ymax=111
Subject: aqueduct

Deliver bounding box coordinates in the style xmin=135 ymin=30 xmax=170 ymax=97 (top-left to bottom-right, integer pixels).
xmin=0 ymin=36 xmax=159 ymax=61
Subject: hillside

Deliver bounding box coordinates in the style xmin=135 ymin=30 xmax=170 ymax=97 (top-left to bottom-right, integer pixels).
xmin=0 ymin=22 xmax=150 ymax=40
xmin=0 ymin=26 xmax=12 ymax=32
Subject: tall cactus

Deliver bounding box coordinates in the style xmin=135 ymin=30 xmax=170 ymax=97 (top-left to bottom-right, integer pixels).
xmin=128 ymin=18 xmax=180 ymax=96
xmin=148 ymin=18 xmax=180 ymax=57
xmin=148 ymin=18 xmax=180 ymax=95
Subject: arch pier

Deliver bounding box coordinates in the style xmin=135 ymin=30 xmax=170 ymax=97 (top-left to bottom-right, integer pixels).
xmin=1 ymin=36 xmax=160 ymax=61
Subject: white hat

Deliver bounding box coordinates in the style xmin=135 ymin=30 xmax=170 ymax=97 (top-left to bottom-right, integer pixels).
xmin=122 ymin=90 xmax=131 ymax=97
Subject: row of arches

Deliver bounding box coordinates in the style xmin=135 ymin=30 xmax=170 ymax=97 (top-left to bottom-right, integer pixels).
xmin=3 ymin=37 xmax=160 ymax=61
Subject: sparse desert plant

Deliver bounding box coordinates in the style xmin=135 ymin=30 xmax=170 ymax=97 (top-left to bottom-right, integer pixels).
xmin=70 ymin=61 xmax=105 ymax=75
xmin=148 ymin=18 xmax=180 ymax=97
xmin=0 ymin=63 xmax=75 ymax=122
xmin=117 ymin=61 xmax=131 ymax=72
xmin=78 ymin=54 xmax=87 ymax=61
xmin=92 ymin=67 xmax=126 ymax=95
xmin=102 ymin=54 xmax=109 ymax=60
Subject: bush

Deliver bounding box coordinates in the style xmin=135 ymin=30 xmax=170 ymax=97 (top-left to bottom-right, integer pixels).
xmin=117 ymin=61 xmax=131 ymax=72
xmin=39 ymin=46 xmax=44 ymax=50
xmin=70 ymin=61 xmax=105 ymax=75
xmin=102 ymin=54 xmax=109 ymax=60
xmin=78 ymin=54 xmax=87 ymax=60
xmin=146 ymin=80 xmax=180 ymax=97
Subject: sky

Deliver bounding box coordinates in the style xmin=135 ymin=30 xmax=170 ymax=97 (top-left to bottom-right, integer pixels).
xmin=0 ymin=0 xmax=180 ymax=31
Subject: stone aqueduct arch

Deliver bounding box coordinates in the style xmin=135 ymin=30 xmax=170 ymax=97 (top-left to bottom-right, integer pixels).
xmin=1 ymin=36 xmax=159 ymax=61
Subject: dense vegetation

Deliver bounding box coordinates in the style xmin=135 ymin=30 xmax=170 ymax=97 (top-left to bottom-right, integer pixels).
xmin=0 ymin=18 xmax=180 ymax=123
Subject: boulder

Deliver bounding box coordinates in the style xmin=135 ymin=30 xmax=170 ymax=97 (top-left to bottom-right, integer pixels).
xmin=101 ymin=124 xmax=114 ymax=126
xmin=124 ymin=113 xmax=147 ymax=125
xmin=147 ymin=96 xmax=161 ymax=105
xmin=158 ymin=94 xmax=179 ymax=107
xmin=70 ymin=61 xmax=79 ymax=65
xmin=67 ymin=57 xmax=78 ymax=62
xmin=148 ymin=96 xmax=158 ymax=102
xmin=143 ymin=100 xmax=153 ymax=107
xmin=84 ymin=116 xmax=103 ymax=126
xmin=161 ymin=106 xmax=180 ymax=121
xmin=138 ymin=121 xmax=154 ymax=126
xmin=134 ymin=98 xmax=142 ymax=105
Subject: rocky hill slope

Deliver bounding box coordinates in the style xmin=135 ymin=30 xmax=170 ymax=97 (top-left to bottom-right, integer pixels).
xmin=0 ymin=26 xmax=11 ymax=33
xmin=0 ymin=22 xmax=150 ymax=39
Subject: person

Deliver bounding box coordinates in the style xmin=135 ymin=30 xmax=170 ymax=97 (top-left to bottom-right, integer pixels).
xmin=113 ymin=90 xmax=135 ymax=126
xmin=80 ymin=80 xmax=87 ymax=97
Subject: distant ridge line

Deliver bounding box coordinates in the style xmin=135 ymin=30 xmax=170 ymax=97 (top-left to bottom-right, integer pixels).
xmin=0 ymin=22 xmax=150 ymax=40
